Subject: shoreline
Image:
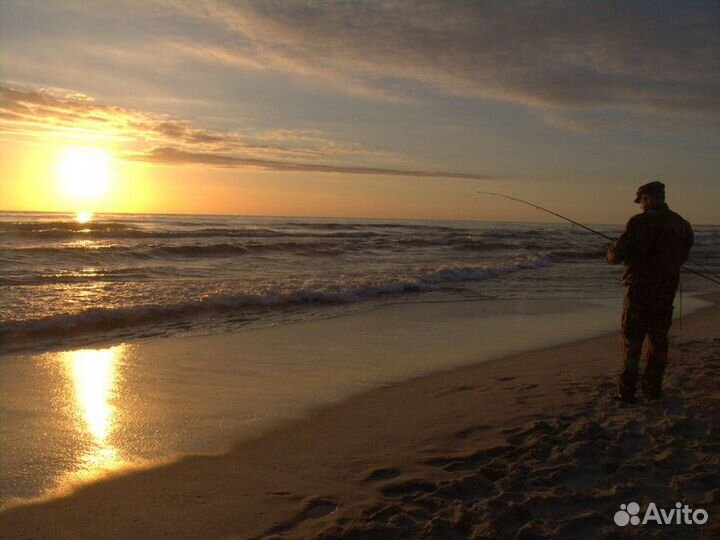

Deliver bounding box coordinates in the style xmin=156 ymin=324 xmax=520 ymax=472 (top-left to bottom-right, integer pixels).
xmin=0 ymin=292 xmax=712 ymax=362
xmin=1 ymin=293 xmax=718 ymax=539
xmin=0 ymin=294 xmax=666 ymax=505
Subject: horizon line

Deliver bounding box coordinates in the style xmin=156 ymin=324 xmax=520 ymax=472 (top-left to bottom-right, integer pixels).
xmin=4 ymin=208 xmax=718 ymax=227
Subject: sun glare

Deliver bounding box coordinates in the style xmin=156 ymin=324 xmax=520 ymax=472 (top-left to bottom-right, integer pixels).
xmin=57 ymin=147 xmax=113 ymax=202
xmin=76 ymin=211 xmax=94 ymax=223
xmin=60 ymin=345 xmax=126 ymax=476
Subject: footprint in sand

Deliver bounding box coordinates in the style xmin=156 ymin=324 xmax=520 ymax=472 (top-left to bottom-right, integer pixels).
xmin=436 ymin=385 xmax=478 ymax=396
xmin=364 ymin=467 xmax=402 ymax=482
xmin=302 ymin=499 xmax=338 ymax=519
xmin=265 ymin=497 xmax=339 ymax=536
xmin=423 ymin=445 xmax=514 ymax=472
xmin=379 ymin=479 xmax=437 ymax=497
xmin=455 ymin=424 xmax=493 ymax=439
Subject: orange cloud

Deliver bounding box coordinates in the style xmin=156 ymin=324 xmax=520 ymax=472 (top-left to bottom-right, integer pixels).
xmin=0 ymin=85 xmax=494 ymax=180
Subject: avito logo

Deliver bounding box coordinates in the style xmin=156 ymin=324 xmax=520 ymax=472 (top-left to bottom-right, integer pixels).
xmin=614 ymin=501 xmax=709 ymax=527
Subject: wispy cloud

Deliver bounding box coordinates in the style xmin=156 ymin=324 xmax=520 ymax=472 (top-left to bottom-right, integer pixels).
xmin=0 ymin=85 xmax=365 ymax=157
xmin=4 ymin=1 xmax=717 ymax=134
xmin=0 ymin=86 xmax=148 ymax=143
xmin=189 ymin=0 xmax=719 ymax=127
xmin=128 ymin=146 xmax=492 ymax=179
xmin=0 ymin=84 xmax=493 ymax=179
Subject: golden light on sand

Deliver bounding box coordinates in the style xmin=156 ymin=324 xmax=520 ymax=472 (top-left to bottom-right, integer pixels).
xmin=62 ymin=345 xmax=125 ymax=471
xmin=56 ymin=146 xmax=113 ymax=202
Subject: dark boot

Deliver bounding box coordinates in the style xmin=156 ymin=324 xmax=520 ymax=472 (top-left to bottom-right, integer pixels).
xmin=618 ymin=356 xmax=640 ymax=403
xmin=642 ymin=351 xmax=668 ymax=399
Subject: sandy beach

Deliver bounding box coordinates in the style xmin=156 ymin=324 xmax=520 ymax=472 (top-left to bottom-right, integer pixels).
xmin=0 ymin=292 xmax=717 ymax=539
xmin=3 ymin=2 xmax=719 ymax=539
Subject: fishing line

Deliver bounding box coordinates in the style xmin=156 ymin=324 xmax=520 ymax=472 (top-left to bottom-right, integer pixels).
xmin=477 ymin=191 xmax=720 ymax=287
xmin=687 ymin=261 xmax=720 ymax=281
xmin=678 ymin=276 xmax=683 ymax=330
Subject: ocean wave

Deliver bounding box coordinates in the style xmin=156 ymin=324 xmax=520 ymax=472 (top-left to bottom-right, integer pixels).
xmin=3 ymin=235 xmax=518 ymax=265
xmin=0 ymin=267 xmax=160 ymax=286
xmin=549 ymin=249 xmax=608 ymax=261
xmin=1 ymin=224 xmax=284 ymax=240
xmin=277 ymin=221 xmax=468 ymax=232
xmin=0 ymin=255 xmax=551 ymax=348
xmin=1 ymin=241 xmax=353 ymax=266
xmin=1 ymin=219 xmax=563 ymax=243
xmin=0 ymin=220 xmax=136 ymax=233
xmin=417 ymin=255 xmax=552 ymax=283
xmin=1 ymin=224 xmax=390 ymax=240
xmin=148 ymin=241 xmax=355 ymax=258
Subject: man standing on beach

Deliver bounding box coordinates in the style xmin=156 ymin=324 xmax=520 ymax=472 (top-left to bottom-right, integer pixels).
xmin=607 ymin=181 xmax=693 ymax=403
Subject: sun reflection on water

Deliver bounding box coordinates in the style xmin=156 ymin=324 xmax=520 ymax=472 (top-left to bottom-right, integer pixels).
xmin=75 ymin=211 xmax=94 ymax=223
xmin=61 ymin=345 xmax=125 ymax=476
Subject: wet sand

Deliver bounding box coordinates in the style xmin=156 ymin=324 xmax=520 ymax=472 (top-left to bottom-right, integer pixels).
xmin=3 ymin=296 xmax=648 ymax=503
xmin=1 ymin=293 xmax=718 ymax=539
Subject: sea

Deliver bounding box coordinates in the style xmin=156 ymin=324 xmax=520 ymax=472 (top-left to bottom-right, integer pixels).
xmin=1 ymin=211 xmax=719 ymax=355
xmin=2 ymin=210 xmax=719 ymax=505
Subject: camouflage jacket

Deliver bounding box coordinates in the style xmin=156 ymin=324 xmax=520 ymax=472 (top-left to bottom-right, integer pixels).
xmin=607 ymin=204 xmax=693 ymax=286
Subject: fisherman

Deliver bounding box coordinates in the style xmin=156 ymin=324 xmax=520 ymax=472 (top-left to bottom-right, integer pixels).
xmin=607 ymin=181 xmax=694 ymax=403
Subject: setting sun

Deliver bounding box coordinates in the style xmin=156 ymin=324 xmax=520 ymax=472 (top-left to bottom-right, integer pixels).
xmin=56 ymin=147 xmax=113 ymax=202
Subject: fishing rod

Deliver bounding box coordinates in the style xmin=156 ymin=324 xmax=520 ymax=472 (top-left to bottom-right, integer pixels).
xmin=477 ymin=191 xmax=720 ymax=287
xmin=477 ymin=191 xmax=615 ymax=241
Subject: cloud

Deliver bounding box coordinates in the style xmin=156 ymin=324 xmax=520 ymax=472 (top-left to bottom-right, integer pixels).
xmin=191 ymin=0 xmax=720 ymax=126
xmin=0 ymin=85 xmax=368 ymax=157
xmin=0 ymin=85 xmax=150 ymax=143
xmin=4 ymin=1 xmax=716 ymax=135
xmin=0 ymin=84 xmax=493 ymax=179
xmin=128 ymin=146 xmax=492 ymax=179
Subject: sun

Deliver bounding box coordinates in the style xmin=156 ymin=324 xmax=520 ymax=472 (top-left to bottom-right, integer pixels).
xmin=56 ymin=147 xmax=113 ymax=202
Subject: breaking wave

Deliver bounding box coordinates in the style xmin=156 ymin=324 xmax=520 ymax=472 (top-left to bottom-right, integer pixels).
xmin=1 ymin=237 xmax=518 ymax=265
xmin=0 ymin=255 xmax=551 ymax=349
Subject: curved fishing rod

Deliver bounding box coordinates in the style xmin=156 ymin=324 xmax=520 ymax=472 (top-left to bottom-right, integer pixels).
xmin=477 ymin=191 xmax=720 ymax=287
xmin=477 ymin=191 xmax=615 ymax=241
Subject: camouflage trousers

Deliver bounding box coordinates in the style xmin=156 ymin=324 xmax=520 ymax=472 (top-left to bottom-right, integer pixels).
xmin=618 ymin=282 xmax=677 ymax=400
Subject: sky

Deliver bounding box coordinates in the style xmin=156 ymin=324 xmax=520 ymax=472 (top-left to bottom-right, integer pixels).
xmin=0 ymin=0 xmax=718 ymax=224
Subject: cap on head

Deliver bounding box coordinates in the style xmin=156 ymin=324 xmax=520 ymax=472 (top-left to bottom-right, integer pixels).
xmin=634 ymin=181 xmax=665 ymax=203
